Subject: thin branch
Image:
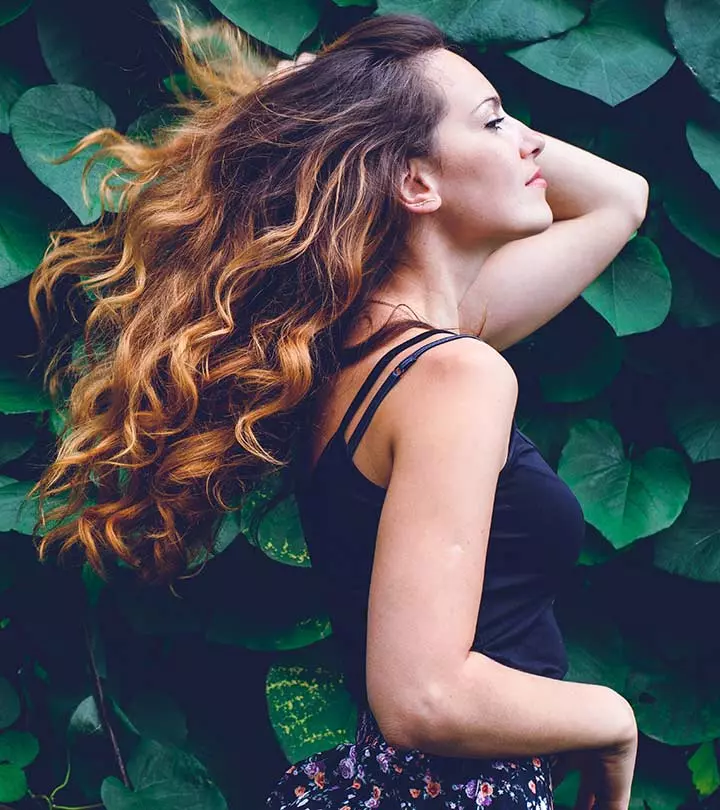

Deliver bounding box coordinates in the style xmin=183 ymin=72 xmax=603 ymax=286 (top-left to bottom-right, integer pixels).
xmin=84 ymin=621 xmax=130 ymax=788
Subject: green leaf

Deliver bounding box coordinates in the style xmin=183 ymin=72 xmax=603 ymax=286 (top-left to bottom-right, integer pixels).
xmin=0 ymin=762 xmax=27 ymax=803
xmin=266 ymin=644 xmax=357 ymax=763
xmin=688 ymin=741 xmax=720 ymax=798
xmin=627 ymin=666 xmax=720 ymax=746
xmin=663 ymin=180 xmax=720 ymax=258
xmin=101 ymin=739 xmax=227 ymax=810
xmin=539 ymin=322 xmax=623 ymax=403
xmin=68 ymin=696 xmax=102 ymax=738
xmin=209 ymin=0 xmax=322 ymax=56
xmin=686 ymin=121 xmax=720 ymax=191
xmin=0 ymin=420 xmax=34 ymax=465
xmin=149 ymin=0 xmax=212 ymax=35
xmin=553 ymin=769 xmax=581 ymax=808
xmin=0 ymin=185 xmax=50 ymax=289
xmin=0 ymin=730 xmax=39 ymax=767
xmin=581 ymin=237 xmax=671 ymax=336
xmin=629 ymin=767 xmax=691 ymax=810
xmin=332 ymin=0 xmax=375 ymax=6
xmin=82 ymin=561 xmax=105 ymax=607
xmin=666 ymin=0 xmax=720 ymax=104
xmin=10 ymin=84 xmax=118 ymax=224
xmin=0 ymin=369 xmax=50 ymax=414
xmin=667 ymin=246 xmax=720 ymax=328
xmin=241 ymin=486 xmax=310 ymax=567
xmin=0 ymin=0 xmax=31 ymax=27
xmin=207 ymin=610 xmax=331 ymax=651
xmin=653 ymin=491 xmax=720 ymax=583
xmin=0 ymin=62 xmax=28 ymax=134
xmin=508 ymin=0 xmax=675 ymax=106
xmin=558 ymin=420 xmax=690 ymax=549
xmin=376 ymin=0 xmax=585 ymax=46
xmin=124 ymin=692 xmax=187 ymax=747
xmin=667 ymin=400 xmax=720 ymax=463
xmin=564 ymin=619 xmax=630 ymax=694
xmin=0 ymin=677 xmax=20 ymax=730
xmin=0 ymin=480 xmax=39 ymax=535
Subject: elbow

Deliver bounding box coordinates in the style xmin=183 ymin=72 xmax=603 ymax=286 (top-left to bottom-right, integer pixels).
xmin=626 ymin=175 xmax=650 ymax=227
xmin=369 ymin=683 xmax=452 ymax=751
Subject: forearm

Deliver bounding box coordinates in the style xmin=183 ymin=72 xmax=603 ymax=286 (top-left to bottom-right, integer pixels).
xmin=386 ymin=651 xmax=636 ymax=758
xmin=535 ymin=132 xmax=649 ymax=222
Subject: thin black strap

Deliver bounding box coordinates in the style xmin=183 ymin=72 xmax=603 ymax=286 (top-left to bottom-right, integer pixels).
xmin=347 ymin=333 xmax=483 ymax=458
xmin=337 ymin=328 xmax=454 ymax=438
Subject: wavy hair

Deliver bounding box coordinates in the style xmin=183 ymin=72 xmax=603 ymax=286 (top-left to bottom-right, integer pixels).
xmin=28 ymin=12 xmax=454 ymax=584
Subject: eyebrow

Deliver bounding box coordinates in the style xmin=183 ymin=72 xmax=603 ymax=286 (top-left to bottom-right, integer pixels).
xmin=470 ymin=95 xmax=501 ymax=115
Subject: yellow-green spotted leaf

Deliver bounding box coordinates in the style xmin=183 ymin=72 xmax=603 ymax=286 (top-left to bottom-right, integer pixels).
xmin=266 ymin=646 xmax=357 ymax=764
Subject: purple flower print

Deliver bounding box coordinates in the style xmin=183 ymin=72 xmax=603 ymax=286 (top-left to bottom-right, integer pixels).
xmin=376 ymin=752 xmax=392 ymax=773
xmin=303 ymin=761 xmax=320 ymax=778
xmin=339 ymin=758 xmax=356 ymax=780
xmin=465 ymin=779 xmax=477 ymax=798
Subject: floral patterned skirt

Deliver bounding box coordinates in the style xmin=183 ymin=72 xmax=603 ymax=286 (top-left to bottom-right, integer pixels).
xmin=266 ymin=708 xmax=555 ymax=809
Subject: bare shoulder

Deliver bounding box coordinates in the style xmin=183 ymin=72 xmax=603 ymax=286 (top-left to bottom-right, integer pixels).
xmin=384 ymin=335 xmax=518 ymax=472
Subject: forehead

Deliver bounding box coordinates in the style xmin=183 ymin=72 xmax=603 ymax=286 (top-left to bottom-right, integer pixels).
xmin=422 ymin=49 xmax=497 ymax=110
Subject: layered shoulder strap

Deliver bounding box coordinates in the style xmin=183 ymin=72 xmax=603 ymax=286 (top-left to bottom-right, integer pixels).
xmin=342 ymin=331 xmax=483 ymax=458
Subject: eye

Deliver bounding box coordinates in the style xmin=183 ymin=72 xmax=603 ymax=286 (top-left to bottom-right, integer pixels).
xmin=486 ymin=116 xmax=506 ymax=131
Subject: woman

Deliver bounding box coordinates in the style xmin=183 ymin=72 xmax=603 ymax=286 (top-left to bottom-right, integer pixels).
xmin=29 ymin=12 xmax=647 ymax=810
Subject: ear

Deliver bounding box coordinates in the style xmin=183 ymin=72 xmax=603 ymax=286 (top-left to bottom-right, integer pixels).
xmin=397 ymin=158 xmax=442 ymax=214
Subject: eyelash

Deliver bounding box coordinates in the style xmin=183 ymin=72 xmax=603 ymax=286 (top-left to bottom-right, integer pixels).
xmin=486 ymin=116 xmax=506 ymax=131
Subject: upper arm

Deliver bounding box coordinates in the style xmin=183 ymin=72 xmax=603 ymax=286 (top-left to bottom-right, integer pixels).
xmin=459 ymin=192 xmax=649 ymax=352
xmin=365 ymin=339 xmax=518 ymax=745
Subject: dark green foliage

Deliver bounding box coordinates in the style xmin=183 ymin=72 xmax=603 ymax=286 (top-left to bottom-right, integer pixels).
xmin=0 ymin=1 xmax=718 ymax=808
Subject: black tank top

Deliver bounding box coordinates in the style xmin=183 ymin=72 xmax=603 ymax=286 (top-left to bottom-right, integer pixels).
xmin=295 ymin=329 xmax=585 ymax=709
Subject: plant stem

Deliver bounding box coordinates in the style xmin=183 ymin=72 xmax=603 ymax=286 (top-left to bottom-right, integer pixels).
xmin=84 ymin=621 xmax=130 ymax=788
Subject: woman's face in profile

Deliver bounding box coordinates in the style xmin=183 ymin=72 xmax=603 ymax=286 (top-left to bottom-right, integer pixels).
xmin=416 ymin=49 xmax=553 ymax=249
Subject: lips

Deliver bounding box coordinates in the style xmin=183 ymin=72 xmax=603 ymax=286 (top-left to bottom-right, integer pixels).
xmin=526 ymin=168 xmax=544 ymax=185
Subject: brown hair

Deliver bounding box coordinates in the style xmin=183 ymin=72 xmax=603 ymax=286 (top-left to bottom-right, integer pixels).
xmin=28 ymin=12 xmax=455 ymax=584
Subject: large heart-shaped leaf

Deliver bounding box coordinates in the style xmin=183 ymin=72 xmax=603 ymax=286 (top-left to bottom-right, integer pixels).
xmin=539 ymin=322 xmax=623 ymax=403
xmin=627 ymin=666 xmax=720 ymax=746
xmin=508 ymin=0 xmax=675 ymax=106
xmin=686 ymin=121 xmax=720 ymax=191
xmin=662 ymin=179 xmax=720 ymax=258
xmin=101 ymin=739 xmax=227 ymax=810
xmin=653 ymin=492 xmax=720 ymax=583
xmin=209 ymin=0 xmax=322 ymax=56
xmin=377 ymin=0 xmax=585 ymax=46
xmin=0 ymin=185 xmax=50 ymax=289
xmin=558 ymin=420 xmax=690 ymax=549
xmin=665 ymin=0 xmax=720 ymax=103
xmin=266 ymin=644 xmax=357 ymax=763
xmin=581 ymin=237 xmax=671 ymax=336
xmin=10 ymin=84 xmax=117 ymax=224
xmin=667 ymin=400 xmax=720 ymax=463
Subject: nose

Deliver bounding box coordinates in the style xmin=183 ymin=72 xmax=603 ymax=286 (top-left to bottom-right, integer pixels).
xmin=519 ymin=125 xmax=545 ymax=159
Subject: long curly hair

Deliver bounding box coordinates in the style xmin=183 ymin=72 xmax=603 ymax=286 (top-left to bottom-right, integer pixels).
xmin=28 ymin=12 xmax=454 ymax=584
